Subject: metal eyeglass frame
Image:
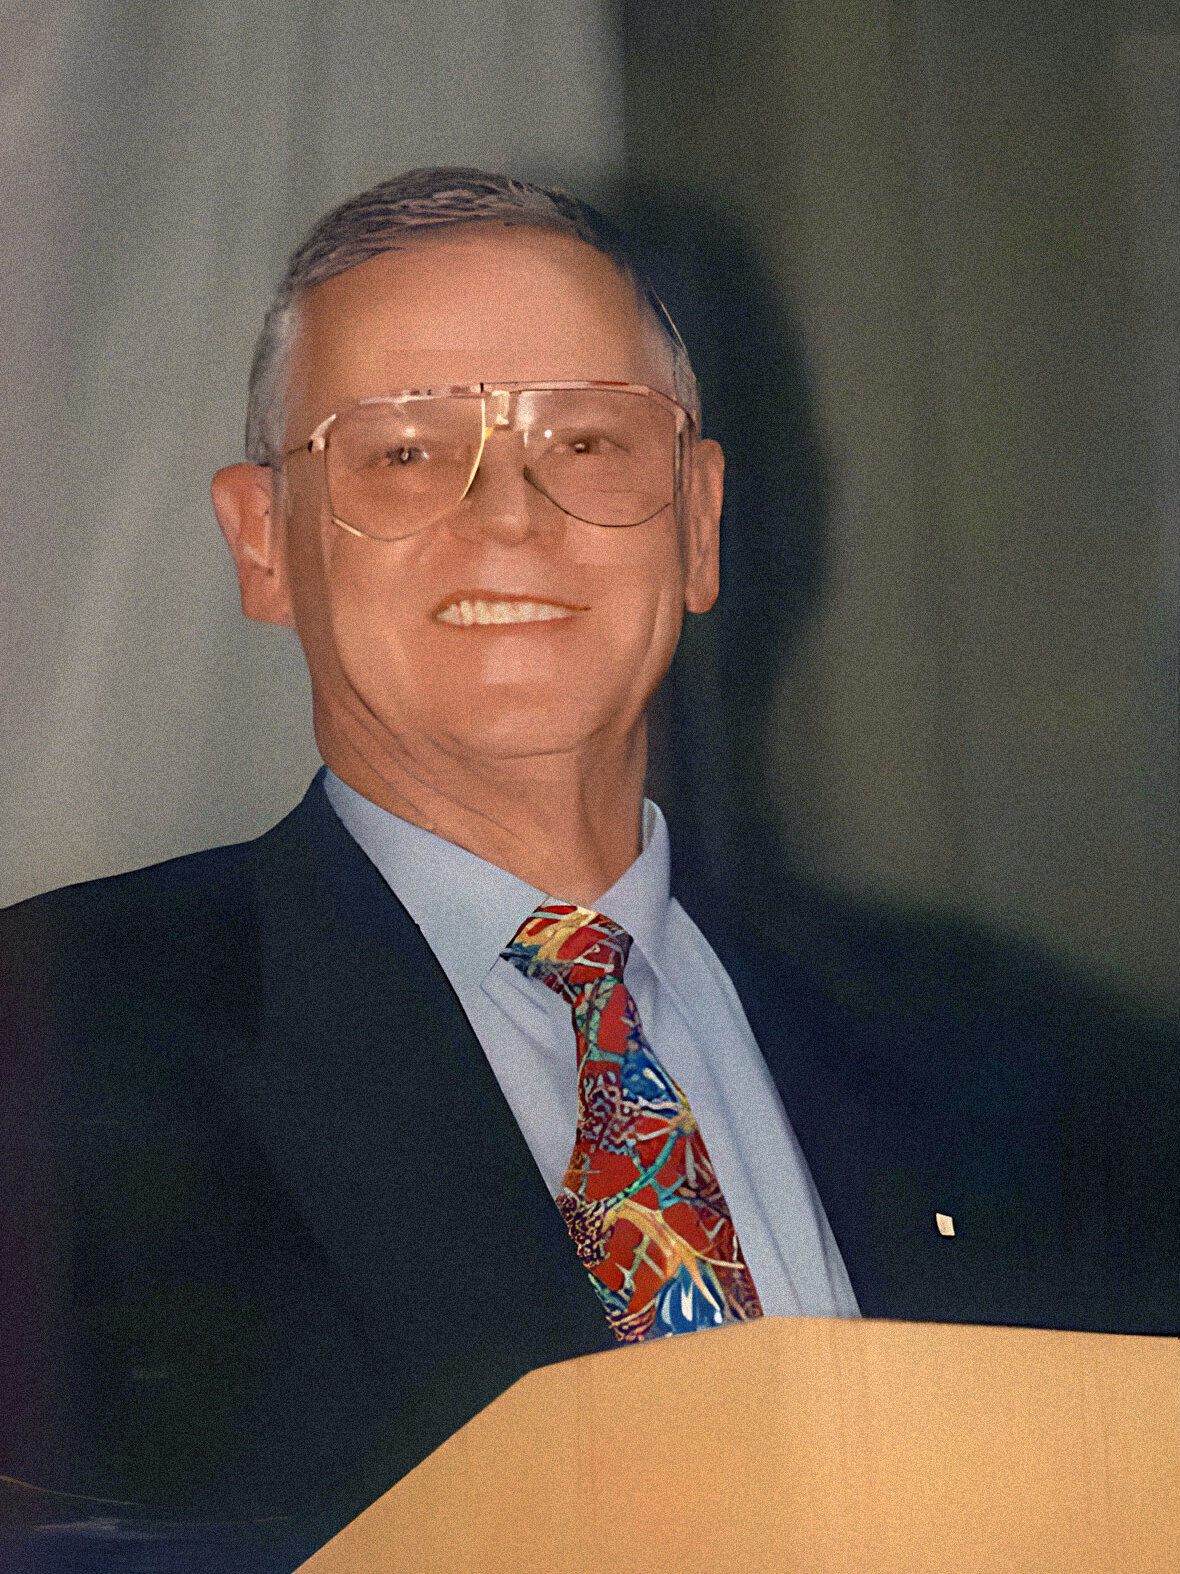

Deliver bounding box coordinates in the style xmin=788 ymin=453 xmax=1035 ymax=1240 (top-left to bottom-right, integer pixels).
xmin=281 ymin=380 xmax=698 ymax=540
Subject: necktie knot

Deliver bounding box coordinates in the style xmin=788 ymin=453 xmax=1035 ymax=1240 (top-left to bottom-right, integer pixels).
xmin=501 ymin=901 xmax=631 ymax=996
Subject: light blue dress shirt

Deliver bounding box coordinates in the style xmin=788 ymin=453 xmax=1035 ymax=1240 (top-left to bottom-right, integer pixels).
xmin=323 ymin=769 xmax=859 ymax=1321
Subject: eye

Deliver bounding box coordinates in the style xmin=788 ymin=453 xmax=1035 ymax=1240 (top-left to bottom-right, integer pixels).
xmin=382 ymin=444 xmax=427 ymax=466
xmin=563 ymin=431 xmax=618 ymax=456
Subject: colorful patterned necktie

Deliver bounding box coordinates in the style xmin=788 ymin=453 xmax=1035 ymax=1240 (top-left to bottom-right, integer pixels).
xmin=502 ymin=900 xmax=764 ymax=1343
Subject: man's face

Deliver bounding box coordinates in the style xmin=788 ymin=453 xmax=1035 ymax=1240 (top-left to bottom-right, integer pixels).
xmin=222 ymin=223 xmax=722 ymax=776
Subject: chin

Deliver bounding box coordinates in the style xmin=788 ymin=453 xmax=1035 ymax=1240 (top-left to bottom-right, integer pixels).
xmin=423 ymin=693 xmax=625 ymax=762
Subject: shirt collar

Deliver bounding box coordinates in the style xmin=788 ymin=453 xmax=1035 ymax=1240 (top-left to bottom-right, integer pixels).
xmin=322 ymin=769 xmax=672 ymax=996
xmin=593 ymin=798 xmax=671 ymax=979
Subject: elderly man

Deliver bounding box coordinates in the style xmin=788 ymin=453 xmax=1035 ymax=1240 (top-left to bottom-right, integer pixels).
xmin=2 ymin=169 xmax=1177 ymax=1548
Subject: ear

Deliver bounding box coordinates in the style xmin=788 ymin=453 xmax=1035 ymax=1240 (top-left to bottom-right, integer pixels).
xmin=211 ymin=463 xmax=295 ymax=627
xmin=682 ymin=437 xmax=723 ymax=614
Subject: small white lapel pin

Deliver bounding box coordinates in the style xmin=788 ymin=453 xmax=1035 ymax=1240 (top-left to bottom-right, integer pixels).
xmin=935 ymin=1212 xmax=955 ymax=1237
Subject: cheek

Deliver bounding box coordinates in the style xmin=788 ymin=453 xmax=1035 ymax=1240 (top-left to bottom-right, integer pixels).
xmin=325 ymin=546 xmax=421 ymax=689
xmin=569 ymin=534 xmax=688 ymax=697
xmin=604 ymin=531 xmax=687 ymax=634
xmin=285 ymin=513 xmax=417 ymax=705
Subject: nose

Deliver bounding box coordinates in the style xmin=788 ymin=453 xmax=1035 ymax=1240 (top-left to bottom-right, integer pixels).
xmin=450 ymin=430 xmax=555 ymax=542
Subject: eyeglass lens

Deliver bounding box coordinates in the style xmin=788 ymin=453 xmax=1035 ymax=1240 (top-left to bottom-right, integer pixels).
xmin=324 ymin=389 xmax=678 ymax=540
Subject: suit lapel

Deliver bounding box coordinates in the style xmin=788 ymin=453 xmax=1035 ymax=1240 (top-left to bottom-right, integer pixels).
xmin=221 ymin=781 xmax=614 ymax=1502
xmin=675 ymin=890 xmax=960 ymax=1321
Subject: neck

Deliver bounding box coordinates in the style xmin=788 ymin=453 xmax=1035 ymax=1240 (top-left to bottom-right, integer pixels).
xmin=318 ymin=718 xmax=649 ymax=908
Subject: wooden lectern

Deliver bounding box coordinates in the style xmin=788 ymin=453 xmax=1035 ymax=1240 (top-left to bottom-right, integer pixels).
xmin=297 ymin=1317 xmax=1179 ymax=1573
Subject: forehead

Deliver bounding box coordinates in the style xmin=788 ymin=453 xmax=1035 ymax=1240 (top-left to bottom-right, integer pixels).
xmin=286 ymin=223 xmax=675 ymax=416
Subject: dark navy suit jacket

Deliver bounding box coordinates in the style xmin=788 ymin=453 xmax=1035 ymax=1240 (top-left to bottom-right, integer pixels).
xmin=2 ymin=776 xmax=1178 ymax=1545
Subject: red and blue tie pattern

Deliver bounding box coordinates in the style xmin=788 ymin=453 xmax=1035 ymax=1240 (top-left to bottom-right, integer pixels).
xmin=502 ymin=900 xmax=763 ymax=1343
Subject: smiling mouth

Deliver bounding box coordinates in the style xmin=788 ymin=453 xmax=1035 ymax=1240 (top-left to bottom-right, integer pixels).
xmin=434 ymin=596 xmax=585 ymax=628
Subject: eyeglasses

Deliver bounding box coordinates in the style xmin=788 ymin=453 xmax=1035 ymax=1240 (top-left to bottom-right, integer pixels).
xmin=282 ymin=381 xmax=695 ymax=542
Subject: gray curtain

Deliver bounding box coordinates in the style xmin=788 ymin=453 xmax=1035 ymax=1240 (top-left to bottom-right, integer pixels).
xmin=1 ymin=0 xmax=623 ymax=905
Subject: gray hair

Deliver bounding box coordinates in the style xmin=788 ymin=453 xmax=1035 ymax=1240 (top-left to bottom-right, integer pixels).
xmin=244 ymin=167 xmax=701 ymax=467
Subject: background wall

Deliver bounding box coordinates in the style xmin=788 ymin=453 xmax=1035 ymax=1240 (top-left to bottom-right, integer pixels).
xmin=3 ymin=0 xmax=1177 ymax=1013
xmin=624 ymin=0 xmax=1179 ymax=1010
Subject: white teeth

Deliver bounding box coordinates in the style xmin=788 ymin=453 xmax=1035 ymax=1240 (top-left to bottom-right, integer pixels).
xmin=435 ymin=599 xmax=575 ymax=627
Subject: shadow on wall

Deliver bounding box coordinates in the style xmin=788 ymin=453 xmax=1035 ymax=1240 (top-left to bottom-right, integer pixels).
xmin=606 ymin=179 xmax=1180 ymax=1047
xmin=604 ymin=179 xmax=828 ymax=899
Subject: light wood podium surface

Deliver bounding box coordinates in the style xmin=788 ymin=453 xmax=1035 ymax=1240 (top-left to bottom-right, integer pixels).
xmin=298 ymin=1317 xmax=1179 ymax=1573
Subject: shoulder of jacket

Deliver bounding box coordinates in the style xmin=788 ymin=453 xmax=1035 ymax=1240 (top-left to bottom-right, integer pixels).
xmin=0 ymin=838 xmax=264 ymax=1044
